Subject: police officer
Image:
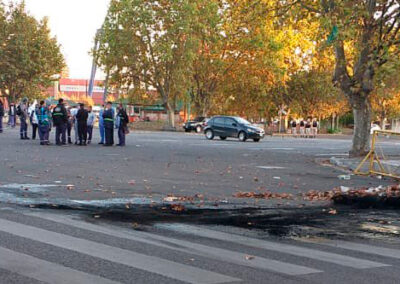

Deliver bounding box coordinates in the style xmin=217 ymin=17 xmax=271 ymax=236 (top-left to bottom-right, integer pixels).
xmin=36 ymin=100 xmax=51 ymax=145
xmin=52 ymin=98 xmax=68 ymax=146
xmin=102 ymin=102 xmax=114 ymax=146
xmin=76 ymin=103 xmax=88 ymax=146
xmin=18 ymin=98 xmax=29 ymax=140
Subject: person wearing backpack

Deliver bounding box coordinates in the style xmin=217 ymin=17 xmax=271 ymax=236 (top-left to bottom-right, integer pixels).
xmin=18 ymin=98 xmax=29 ymax=140
xmin=116 ymin=104 xmax=129 ymax=147
xmin=291 ymin=120 xmax=297 ymax=138
xmin=52 ymin=98 xmax=68 ymax=146
xmin=36 ymin=100 xmax=51 ymax=145
xmin=305 ymin=119 xmax=312 ymax=138
xmin=29 ymin=103 xmax=39 ymax=140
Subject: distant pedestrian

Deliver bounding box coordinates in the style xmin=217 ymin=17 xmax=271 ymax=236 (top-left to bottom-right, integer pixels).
xmin=98 ymin=105 xmax=105 ymax=145
xmin=70 ymin=105 xmax=78 ymax=144
xmin=52 ymin=98 xmax=68 ymax=146
xmin=0 ymin=100 xmax=4 ymax=133
xmin=87 ymin=106 xmax=95 ymax=144
xmin=312 ymin=118 xmax=318 ymax=138
xmin=8 ymin=103 xmax=16 ymax=128
xmin=299 ymin=119 xmax=305 ymax=138
xmin=29 ymin=103 xmax=39 ymax=140
xmin=116 ymin=104 xmax=129 ymax=147
xmin=66 ymin=107 xmax=73 ymax=144
xmin=18 ymin=98 xmax=29 ymax=140
xmin=103 ymin=102 xmax=114 ymax=146
xmin=36 ymin=100 xmax=51 ymax=145
xmin=76 ymin=103 xmax=88 ymax=146
xmin=291 ymin=120 xmax=297 ymax=138
xmin=305 ymin=119 xmax=312 ymax=138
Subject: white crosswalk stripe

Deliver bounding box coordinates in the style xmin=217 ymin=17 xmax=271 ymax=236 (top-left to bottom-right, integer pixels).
xmin=0 ymin=218 xmax=239 ymax=284
xmin=156 ymin=224 xmax=390 ymax=269
xmin=0 ymin=211 xmax=399 ymax=284
xmin=25 ymin=212 xmax=322 ymax=276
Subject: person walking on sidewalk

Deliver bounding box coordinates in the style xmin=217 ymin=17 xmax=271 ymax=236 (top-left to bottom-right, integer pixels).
xmin=8 ymin=103 xmax=16 ymax=128
xmin=103 ymin=102 xmax=115 ymax=146
xmin=36 ymin=100 xmax=51 ymax=145
xmin=291 ymin=119 xmax=297 ymax=138
xmin=116 ymin=104 xmax=129 ymax=147
xmin=18 ymin=98 xmax=29 ymax=140
xmin=299 ymin=119 xmax=305 ymax=138
xmin=87 ymin=106 xmax=95 ymax=144
xmin=76 ymin=103 xmax=88 ymax=146
xmin=52 ymin=98 xmax=68 ymax=146
xmin=312 ymin=118 xmax=319 ymax=138
xmin=0 ymin=100 xmax=4 ymax=133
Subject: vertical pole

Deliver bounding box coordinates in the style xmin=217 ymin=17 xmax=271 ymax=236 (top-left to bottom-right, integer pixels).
xmin=369 ymin=131 xmax=377 ymax=173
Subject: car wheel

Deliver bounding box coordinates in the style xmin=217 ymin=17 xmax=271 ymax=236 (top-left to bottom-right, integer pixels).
xmin=238 ymin=131 xmax=247 ymax=142
xmin=220 ymin=136 xmax=227 ymax=140
xmin=196 ymin=125 xmax=202 ymax=133
xmin=253 ymin=138 xmax=260 ymax=142
xmin=205 ymin=129 xmax=214 ymax=140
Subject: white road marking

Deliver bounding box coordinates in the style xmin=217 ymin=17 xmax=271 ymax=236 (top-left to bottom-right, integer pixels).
xmin=26 ymin=212 xmax=321 ymax=276
xmin=158 ymin=224 xmax=390 ymax=269
xmin=257 ymin=166 xmax=286 ymax=170
xmin=0 ymin=218 xmax=239 ymax=284
xmin=315 ymin=154 xmax=349 ymax=157
xmin=0 ymin=247 xmax=119 ymax=284
xmin=250 ymin=148 xmax=295 ymax=151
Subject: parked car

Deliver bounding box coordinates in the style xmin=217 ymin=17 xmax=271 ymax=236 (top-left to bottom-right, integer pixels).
xmin=183 ymin=117 xmax=208 ymax=133
xmin=204 ymin=116 xmax=265 ymax=142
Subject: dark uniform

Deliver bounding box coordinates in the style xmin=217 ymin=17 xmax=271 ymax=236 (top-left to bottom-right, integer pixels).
xmin=76 ymin=107 xmax=89 ymax=145
xmin=52 ymin=103 xmax=68 ymax=145
xmin=103 ymin=108 xmax=114 ymax=146
xmin=0 ymin=101 xmax=4 ymax=133
xmin=117 ymin=108 xmax=129 ymax=146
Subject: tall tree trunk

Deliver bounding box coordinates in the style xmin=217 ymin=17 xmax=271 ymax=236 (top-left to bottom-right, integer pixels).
xmin=166 ymin=102 xmax=175 ymax=128
xmin=350 ymin=95 xmax=372 ymax=157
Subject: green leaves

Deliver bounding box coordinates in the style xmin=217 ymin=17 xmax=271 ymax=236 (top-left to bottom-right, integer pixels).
xmin=0 ymin=1 xmax=64 ymax=102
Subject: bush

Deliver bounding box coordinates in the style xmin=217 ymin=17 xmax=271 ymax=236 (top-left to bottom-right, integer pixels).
xmin=327 ymin=128 xmax=342 ymax=134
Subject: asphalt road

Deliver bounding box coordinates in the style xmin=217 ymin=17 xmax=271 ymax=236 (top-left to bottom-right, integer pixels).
xmin=1 ymin=127 xmax=400 ymax=283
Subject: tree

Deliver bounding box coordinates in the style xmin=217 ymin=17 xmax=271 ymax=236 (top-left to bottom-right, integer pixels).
xmin=97 ymin=0 xmax=203 ymax=128
xmin=0 ymin=1 xmax=65 ymax=103
xmin=277 ymin=1 xmax=400 ymax=157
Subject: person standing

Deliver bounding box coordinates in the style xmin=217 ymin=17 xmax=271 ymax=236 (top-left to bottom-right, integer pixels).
xmin=299 ymin=119 xmax=305 ymax=138
xmin=8 ymin=103 xmax=16 ymax=128
xmin=103 ymin=102 xmax=114 ymax=146
xmin=69 ymin=105 xmax=79 ymax=145
xmin=98 ymin=105 xmax=105 ymax=144
xmin=52 ymin=98 xmax=68 ymax=146
xmin=305 ymin=119 xmax=312 ymax=138
xmin=312 ymin=118 xmax=319 ymax=138
xmin=116 ymin=104 xmax=129 ymax=147
xmin=76 ymin=103 xmax=89 ymax=146
xmin=36 ymin=100 xmax=51 ymax=145
xmin=29 ymin=103 xmax=39 ymax=140
xmin=0 ymin=100 xmax=4 ymax=133
xmin=18 ymin=98 xmax=29 ymax=140
xmin=66 ymin=107 xmax=73 ymax=144
xmin=86 ymin=106 xmax=95 ymax=144
xmin=291 ymin=120 xmax=297 ymax=138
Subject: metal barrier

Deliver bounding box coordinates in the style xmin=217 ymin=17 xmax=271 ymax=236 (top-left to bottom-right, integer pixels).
xmin=354 ymin=130 xmax=400 ymax=179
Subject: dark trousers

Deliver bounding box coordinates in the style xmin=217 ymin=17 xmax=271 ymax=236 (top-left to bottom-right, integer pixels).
xmin=20 ymin=117 xmax=28 ymax=138
xmin=32 ymin=123 xmax=38 ymax=139
xmin=0 ymin=116 xmax=3 ymax=132
xmin=55 ymin=123 xmax=67 ymax=145
xmin=38 ymin=124 xmax=49 ymax=144
xmin=78 ymin=122 xmax=87 ymax=144
xmin=67 ymin=122 xmax=72 ymax=143
xmin=87 ymin=125 xmax=93 ymax=142
xmin=118 ymin=126 xmax=126 ymax=146
xmin=105 ymin=127 xmax=114 ymax=145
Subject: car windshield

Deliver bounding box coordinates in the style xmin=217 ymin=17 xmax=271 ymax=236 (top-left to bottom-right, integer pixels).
xmin=235 ymin=117 xmax=251 ymax=125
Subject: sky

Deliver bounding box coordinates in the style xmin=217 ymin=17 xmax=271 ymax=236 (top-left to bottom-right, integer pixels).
xmin=24 ymin=0 xmax=111 ymax=79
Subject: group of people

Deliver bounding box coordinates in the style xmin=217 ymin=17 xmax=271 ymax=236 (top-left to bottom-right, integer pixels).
xmin=0 ymin=98 xmax=130 ymax=147
xmin=290 ymin=118 xmax=318 ymax=138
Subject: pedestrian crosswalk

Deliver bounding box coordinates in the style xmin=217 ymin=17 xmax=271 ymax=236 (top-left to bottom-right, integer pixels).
xmin=0 ymin=210 xmax=399 ymax=284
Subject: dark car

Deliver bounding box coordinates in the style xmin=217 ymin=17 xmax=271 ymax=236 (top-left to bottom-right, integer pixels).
xmin=183 ymin=116 xmax=208 ymax=133
xmin=204 ymin=116 xmax=265 ymax=142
